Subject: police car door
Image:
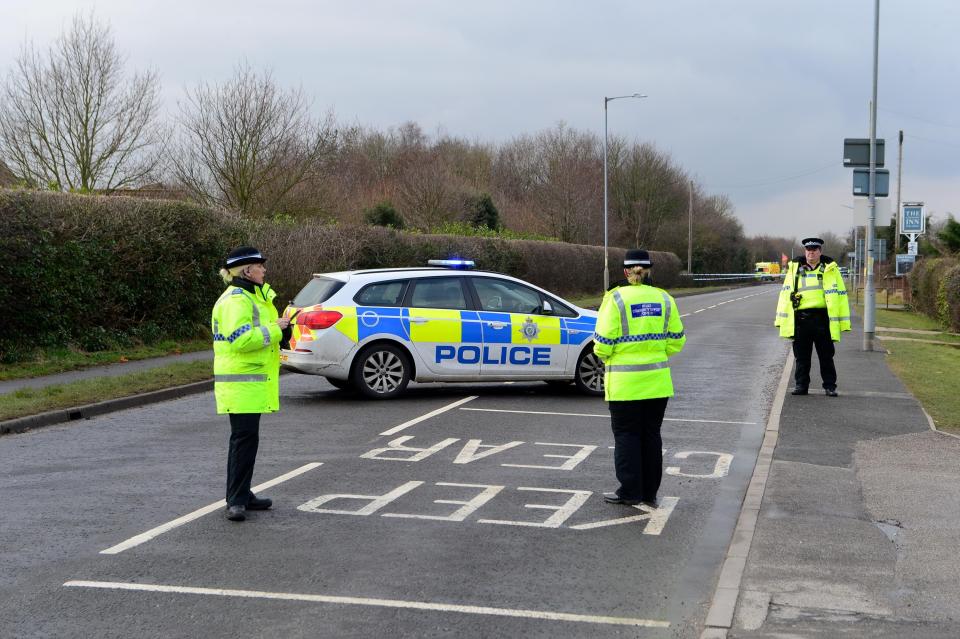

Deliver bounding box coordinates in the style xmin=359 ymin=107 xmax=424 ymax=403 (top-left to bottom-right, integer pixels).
xmin=468 ymin=277 xmax=567 ymax=376
xmin=404 ymin=276 xmax=482 ymax=378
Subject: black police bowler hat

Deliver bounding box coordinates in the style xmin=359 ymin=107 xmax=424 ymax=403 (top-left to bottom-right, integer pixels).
xmin=623 ymin=248 xmax=652 ymax=267
xmin=801 ymin=238 xmax=824 ymax=249
xmin=225 ymin=246 xmax=266 ymax=268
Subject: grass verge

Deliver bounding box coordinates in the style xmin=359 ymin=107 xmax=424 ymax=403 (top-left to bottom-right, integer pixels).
xmin=0 ymin=360 xmax=213 ymax=422
xmin=0 ymin=339 xmax=210 ymax=381
xmin=885 ymin=340 xmax=960 ymax=435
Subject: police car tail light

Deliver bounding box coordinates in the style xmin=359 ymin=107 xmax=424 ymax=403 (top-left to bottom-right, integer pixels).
xmin=298 ymin=310 xmax=343 ymax=330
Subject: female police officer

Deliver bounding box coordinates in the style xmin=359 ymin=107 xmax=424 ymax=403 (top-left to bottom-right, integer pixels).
xmin=594 ymin=249 xmax=686 ymax=508
xmin=212 ymin=246 xmax=291 ymax=522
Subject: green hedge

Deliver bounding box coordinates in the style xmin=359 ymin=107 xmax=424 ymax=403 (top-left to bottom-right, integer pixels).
xmin=0 ymin=189 xmax=681 ymax=361
xmin=249 ymin=222 xmax=682 ymax=305
xmin=0 ymin=190 xmax=241 ymax=362
xmin=908 ymin=256 xmax=960 ymax=330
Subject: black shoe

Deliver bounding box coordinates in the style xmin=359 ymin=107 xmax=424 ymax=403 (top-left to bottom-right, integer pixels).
xmin=824 ymin=389 xmax=838 ymax=397
xmin=603 ymin=492 xmax=641 ymax=506
xmin=247 ymin=495 xmax=272 ymax=511
xmin=226 ymin=505 xmax=246 ymax=521
xmin=640 ymin=499 xmax=659 ymax=509
xmin=791 ymin=387 xmax=808 ymax=395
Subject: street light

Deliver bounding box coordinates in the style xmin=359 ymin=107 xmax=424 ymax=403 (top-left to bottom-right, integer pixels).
xmin=603 ymin=93 xmax=647 ymax=291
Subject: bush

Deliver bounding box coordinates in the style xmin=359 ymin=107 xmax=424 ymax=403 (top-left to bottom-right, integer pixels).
xmin=0 ymin=189 xmax=683 ymax=360
xmin=469 ymin=193 xmax=501 ymax=231
xmin=0 ymin=189 xmax=241 ymax=362
xmin=908 ymin=256 xmax=959 ymax=327
xmin=363 ymin=201 xmax=405 ymax=229
xmin=943 ymin=264 xmax=960 ymax=332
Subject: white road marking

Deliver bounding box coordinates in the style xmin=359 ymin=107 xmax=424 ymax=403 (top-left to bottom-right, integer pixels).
xmin=694 ymin=309 xmax=705 ymax=313
xmin=708 ymin=305 xmax=717 ymax=309
xmin=459 ymin=407 xmax=755 ymax=425
xmin=62 ymin=580 xmax=671 ymax=628
xmin=99 ymin=462 xmax=323 ymax=555
xmin=380 ymin=396 xmax=478 ymax=436
xmin=570 ymin=496 xmax=679 ymax=532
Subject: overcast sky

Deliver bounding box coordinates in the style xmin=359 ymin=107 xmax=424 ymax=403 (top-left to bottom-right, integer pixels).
xmin=2 ymin=0 xmax=957 ymax=244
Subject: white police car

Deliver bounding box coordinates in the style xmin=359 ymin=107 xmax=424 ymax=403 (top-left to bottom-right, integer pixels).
xmin=279 ymin=260 xmax=603 ymax=398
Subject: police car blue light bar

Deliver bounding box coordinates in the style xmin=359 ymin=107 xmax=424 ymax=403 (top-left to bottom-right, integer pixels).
xmin=428 ymin=259 xmax=475 ymax=269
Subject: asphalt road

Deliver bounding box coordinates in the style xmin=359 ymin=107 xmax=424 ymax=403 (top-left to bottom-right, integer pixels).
xmin=1 ymin=284 xmax=787 ymax=638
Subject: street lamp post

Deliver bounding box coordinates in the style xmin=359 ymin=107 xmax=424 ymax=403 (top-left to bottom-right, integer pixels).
xmin=603 ymin=93 xmax=647 ymax=291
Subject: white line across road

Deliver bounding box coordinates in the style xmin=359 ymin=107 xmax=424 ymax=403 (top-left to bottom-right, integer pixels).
xmin=379 ymin=396 xmax=478 ymax=436
xmin=62 ymin=580 xmax=670 ymax=628
xmin=99 ymin=462 xmax=323 ymax=555
xmin=460 ymin=407 xmax=755 ymax=426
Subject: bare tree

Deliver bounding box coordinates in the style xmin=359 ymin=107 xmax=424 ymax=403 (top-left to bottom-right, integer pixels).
xmin=610 ymin=141 xmax=688 ymax=249
xmin=0 ymin=12 xmax=164 ymax=192
xmin=496 ymin=123 xmax=601 ymax=243
xmin=171 ymin=61 xmax=336 ymax=216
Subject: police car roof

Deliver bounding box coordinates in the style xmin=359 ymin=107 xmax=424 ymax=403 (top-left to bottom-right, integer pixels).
xmin=310 ymin=267 xmax=505 ymax=279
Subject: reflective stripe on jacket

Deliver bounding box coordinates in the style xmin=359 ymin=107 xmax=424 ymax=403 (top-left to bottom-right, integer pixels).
xmin=774 ymin=259 xmax=852 ymax=341
xmin=212 ymin=282 xmax=283 ymax=414
xmin=593 ymin=284 xmax=686 ymax=401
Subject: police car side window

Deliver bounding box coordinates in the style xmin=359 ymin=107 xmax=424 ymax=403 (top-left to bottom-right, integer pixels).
xmin=354 ymin=280 xmax=408 ymax=307
xmin=407 ymin=278 xmax=469 ymax=310
xmin=473 ymin=278 xmax=544 ymax=314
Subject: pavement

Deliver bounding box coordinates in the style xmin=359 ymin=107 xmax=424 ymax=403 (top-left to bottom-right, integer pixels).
xmin=3 ymin=306 xmax=960 ymax=637
xmin=720 ymin=317 xmax=960 ymax=638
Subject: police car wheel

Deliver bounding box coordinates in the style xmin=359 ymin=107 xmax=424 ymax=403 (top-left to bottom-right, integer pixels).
xmin=574 ymin=347 xmax=604 ymax=396
xmin=352 ymin=343 xmax=411 ymax=399
xmin=324 ymin=377 xmax=353 ymax=391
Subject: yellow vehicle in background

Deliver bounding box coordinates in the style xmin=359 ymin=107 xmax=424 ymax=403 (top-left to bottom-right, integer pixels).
xmin=754 ymin=262 xmax=782 ymax=281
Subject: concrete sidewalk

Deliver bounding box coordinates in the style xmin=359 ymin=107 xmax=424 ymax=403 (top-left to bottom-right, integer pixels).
xmin=723 ymin=322 xmax=960 ymax=637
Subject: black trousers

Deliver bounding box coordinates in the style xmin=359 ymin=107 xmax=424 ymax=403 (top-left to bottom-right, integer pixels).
xmin=226 ymin=412 xmax=261 ymax=507
xmin=793 ymin=308 xmax=837 ymax=390
xmin=608 ymin=398 xmax=669 ymax=502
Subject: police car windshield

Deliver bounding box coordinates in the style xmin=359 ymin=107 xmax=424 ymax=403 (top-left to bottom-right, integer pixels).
xmin=291 ymin=277 xmax=345 ymax=307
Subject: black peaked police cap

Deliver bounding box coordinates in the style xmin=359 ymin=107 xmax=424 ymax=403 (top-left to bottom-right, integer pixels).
xmin=623 ymin=249 xmax=652 ymax=267
xmin=225 ymin=246 xmax=266 ymax=268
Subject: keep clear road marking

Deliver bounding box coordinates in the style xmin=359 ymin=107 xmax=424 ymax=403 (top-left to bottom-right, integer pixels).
xmin=459 ymin=407 xmax=755 ymax=426
xmin=99 ymin=463 xmax=323 ymax=555
xmin=380 ymin=396 xmax=478 ymax=436
xmin=62 ymin=580 xmax=670 ymax=628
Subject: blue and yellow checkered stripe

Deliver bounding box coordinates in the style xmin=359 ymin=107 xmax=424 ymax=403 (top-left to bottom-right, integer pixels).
xmin=329 ymin=307 xmax=598 ymax=346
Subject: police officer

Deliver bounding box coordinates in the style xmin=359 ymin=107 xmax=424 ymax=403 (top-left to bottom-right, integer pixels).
xmin=775 ymin=238 xmax=851 ymax=397
xmin=212 ymin=246 xmax=292 ymax=521
xmin=594 ymin=249 xmax=686 ymax=508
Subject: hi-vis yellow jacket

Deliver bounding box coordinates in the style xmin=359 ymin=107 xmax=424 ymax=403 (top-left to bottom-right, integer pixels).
xmin=212 ymin=281 xmax=283 ymax=414
xmin=775 ymin=258 xmax=851 ymax=342
xmin=593 ymin=284 xmax=686 ymax=401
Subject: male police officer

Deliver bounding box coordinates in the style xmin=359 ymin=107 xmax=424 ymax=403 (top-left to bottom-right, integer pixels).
xmin=775 ymin=238 xmax=851 ymax=396
xmin=594 ymin=249 xmax=686 ymax=508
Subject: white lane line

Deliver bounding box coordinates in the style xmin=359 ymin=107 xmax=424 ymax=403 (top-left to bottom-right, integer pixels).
xmin=459 ymin=407 xmax=755 ymax=425
xmin=707 ymin=305 xmax=717 ymax=309
xmin=99 ymin=463 xmax=322 ymax=555
xmin=380 ymin=395 xmax=478 ymax=436
xmin=63 ymin=580 xmax=670 ymax=628
xmin=680 ymin=313 xmax=691 ymax=317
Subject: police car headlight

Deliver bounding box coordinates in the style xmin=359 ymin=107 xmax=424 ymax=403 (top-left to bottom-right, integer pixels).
xmin=299 ymin=310 xmax=343 ymax=330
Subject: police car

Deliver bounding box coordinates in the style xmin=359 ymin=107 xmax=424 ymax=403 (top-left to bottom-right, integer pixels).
xmin=279 ymin=260 xmax=603 ymax=399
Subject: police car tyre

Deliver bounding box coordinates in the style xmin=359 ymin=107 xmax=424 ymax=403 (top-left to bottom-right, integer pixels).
xmin=351 ymin=343 xmax=411 ymax=399
xmin=324 ymin=377 xmax=354 ymax=391
xmin=574 ymin=346 xmax=605 ymax=396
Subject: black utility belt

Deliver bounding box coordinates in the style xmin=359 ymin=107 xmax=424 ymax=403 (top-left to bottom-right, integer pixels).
xmin=795 ymin=308 xmax=827 ymax=319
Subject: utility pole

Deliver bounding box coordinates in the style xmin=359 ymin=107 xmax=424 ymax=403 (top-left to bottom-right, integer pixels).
xmin=895 ymin=129 xmax=903 ymax=253
xmin=864 ymin=0 xmax=880 ymax=352
xmin=687 ymin=179 xmax=693 ymax=273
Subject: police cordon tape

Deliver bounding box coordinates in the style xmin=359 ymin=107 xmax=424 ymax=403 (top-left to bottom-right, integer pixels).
xmin=688 ymin=273 xmax=786 ymax=282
